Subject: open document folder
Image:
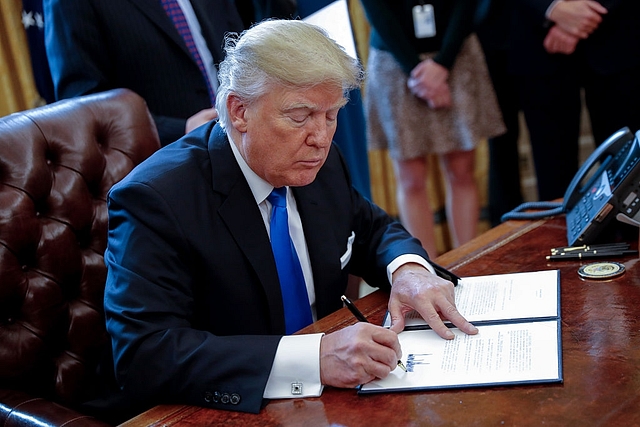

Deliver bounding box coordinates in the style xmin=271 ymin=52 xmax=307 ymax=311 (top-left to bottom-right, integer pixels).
xmin=360 ymin=270 xmax=563 ymax=394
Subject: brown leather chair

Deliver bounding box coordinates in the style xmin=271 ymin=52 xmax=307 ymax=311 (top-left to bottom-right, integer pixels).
xmin=0 ymin=89 xmax=161 ymax=426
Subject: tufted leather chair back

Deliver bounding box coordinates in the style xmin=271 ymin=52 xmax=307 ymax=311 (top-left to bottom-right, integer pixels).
xmin=0 ymin=89 xmax=160 ymax=409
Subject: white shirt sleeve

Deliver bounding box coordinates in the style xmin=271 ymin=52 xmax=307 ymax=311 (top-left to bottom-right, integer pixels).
xmin=386 ymin=254 xmax=436 ymax=284
xmin=263 ymin=333 xmax=325 ymax=398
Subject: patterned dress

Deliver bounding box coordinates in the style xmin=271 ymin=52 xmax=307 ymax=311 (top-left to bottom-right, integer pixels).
xmin=361 ymin=0 xmax=505 ymax=159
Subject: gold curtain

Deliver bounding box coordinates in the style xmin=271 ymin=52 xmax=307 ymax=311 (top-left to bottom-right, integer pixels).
xmin=0 ymin=0 xmax=40 ymax=117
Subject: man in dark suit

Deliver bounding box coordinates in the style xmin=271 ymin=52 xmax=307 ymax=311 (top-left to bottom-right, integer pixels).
xmin=43 ymin=0 xmax=244 ymax=146
xmin=475 ymin=0 xmax=523 ymax=226
xmin=102 ymin=19 xmax=477 ymax=420
xmin=510 ymin=0 xmax=640 ymax=202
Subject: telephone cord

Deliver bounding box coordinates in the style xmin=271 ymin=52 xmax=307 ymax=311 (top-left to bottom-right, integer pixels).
xmin=500 ymin=201 xmax=564 ymax=222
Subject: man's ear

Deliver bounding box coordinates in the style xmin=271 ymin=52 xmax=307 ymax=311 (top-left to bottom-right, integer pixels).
xmin=227 ymin=94 xmax=248 ymax=132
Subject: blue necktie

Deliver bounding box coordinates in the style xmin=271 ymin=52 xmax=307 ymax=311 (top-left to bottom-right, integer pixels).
xmin=268 ymin=187 xmax=313 ymax=334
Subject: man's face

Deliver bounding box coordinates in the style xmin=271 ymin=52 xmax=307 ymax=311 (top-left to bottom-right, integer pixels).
xmin=230 ymin=82 xmax=346 ymax=188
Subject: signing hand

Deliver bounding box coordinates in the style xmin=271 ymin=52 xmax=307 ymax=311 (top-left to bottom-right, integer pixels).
xmin=185 ymin=107 xmax=218 ymax=134
xmin=319 ymin=322 xmax=402 ymax=388
xmin=387 ymin=263 xmax=478 ymax=339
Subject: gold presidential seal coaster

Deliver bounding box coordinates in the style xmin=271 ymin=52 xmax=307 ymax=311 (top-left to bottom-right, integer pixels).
xmin=578 ymin=261 xmax=626 ymax=280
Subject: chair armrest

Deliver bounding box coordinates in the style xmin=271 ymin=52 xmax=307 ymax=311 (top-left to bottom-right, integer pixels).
xmin=0 ymin=389 xmax=112 ymax=427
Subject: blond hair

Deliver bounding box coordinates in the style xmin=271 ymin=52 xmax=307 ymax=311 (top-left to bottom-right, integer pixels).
xmin=216 ymin=19 xmax=364 ymax=129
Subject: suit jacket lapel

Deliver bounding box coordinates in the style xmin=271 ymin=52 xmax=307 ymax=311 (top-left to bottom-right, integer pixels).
xmin=294 ymin=186 xmax=344 ymax=318
xmin=207 ymin=126 xmax=286 ymax=332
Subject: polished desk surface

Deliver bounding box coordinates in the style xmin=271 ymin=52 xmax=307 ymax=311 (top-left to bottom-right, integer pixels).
xmin=120 ymin=218 xmax=640 ymax=427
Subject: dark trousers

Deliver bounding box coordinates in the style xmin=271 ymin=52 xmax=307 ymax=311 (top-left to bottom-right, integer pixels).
xmin=583 ymin=66 xmax=640 ymax=147
xmin=518 ymin=73 xmax=581 ymax=202
xmin=484 ymin=48 xmax=523 ymax=226
xmin=518 ymin=61 xmax=640 ymax=203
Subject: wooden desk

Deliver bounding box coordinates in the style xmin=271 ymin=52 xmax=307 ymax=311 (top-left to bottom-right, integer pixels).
xmin=120 ymin=218 xmax=640 ymax=426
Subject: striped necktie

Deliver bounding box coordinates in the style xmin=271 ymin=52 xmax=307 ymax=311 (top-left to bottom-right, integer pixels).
xmin=160 ymin=0 xmax=216 ymax=104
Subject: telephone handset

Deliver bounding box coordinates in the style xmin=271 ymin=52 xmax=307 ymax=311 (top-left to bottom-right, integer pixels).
xmin=563 ymin=127 xmax=640 ymax=245
xmin=501 ymin=127 xmax=640 ymax=245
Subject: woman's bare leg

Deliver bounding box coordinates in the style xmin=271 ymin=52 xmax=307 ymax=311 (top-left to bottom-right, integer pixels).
xmin=440 ymin=149 xmax=479 ymax=248
xmin=392 ymin=156 xmax=439 ymax=257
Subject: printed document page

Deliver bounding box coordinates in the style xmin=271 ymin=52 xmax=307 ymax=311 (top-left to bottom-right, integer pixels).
xmin=384 ymin=270 xmax=559 ymax=329
xmin=360 ymin=320 xmax=561 ymax=393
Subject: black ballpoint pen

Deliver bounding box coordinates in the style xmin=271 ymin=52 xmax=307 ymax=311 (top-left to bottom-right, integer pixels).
xmin=550 ymin=243 xmax=630 ymax=254
xmin=430 ymin=262 xmax=461 ymax=286
xmin=340 ymin=295 xmax=407 ymax=372
xmin=546 ymin=249 xmax=638 ymax=260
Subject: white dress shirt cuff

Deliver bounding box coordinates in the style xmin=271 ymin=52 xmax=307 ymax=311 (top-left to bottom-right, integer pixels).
xmin=546 ymin=0 xmax=564 ymax=19
xmin=263 ymin=333 xmax=324 ymax=399
xmin=387 ymin=254 xmax=436 ymax=284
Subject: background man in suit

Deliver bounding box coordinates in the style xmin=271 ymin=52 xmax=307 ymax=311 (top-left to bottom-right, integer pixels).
xmin=510 ymin=0 xmax=640 ymax=202
xmin=44 ymin=0 xmax=244 ymax=146
xmin=102 ymin=19 xmax=477 ymax=421
xmin=475 ymin=0 xmax=523 ymax=227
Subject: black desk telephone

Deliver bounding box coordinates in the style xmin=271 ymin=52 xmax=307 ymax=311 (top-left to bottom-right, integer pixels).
xmin=502 ymin=127 xmax=640 ymax=245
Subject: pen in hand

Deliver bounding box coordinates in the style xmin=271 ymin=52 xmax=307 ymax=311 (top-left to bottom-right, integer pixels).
xmin=340 ymin=295 xmax=407 ymax=372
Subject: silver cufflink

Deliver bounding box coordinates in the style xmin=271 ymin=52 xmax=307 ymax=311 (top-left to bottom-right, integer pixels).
xmin=291 ymin=382 xmax=303 ymax=395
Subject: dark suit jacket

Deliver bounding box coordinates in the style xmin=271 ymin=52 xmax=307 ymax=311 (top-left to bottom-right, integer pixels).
xmin=103 ymin=121 xmax=430 ymax=415
xmin=509 ymin=0 xmax=640 ymax=76
xmin=44 ymin=0 xmax=244 ymax=146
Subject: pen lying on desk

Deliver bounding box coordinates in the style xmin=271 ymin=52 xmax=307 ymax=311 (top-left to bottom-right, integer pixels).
xmin=550 ymin=242 xmax=631 ymax=254
xmin=546 ymin=249 xmax=638 ymax=260
xmin=340 ymin=295 xmax=407 ymax=372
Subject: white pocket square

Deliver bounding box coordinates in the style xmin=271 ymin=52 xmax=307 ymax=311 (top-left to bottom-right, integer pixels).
xmin=340 ymin=231 xmax=355 ymax=269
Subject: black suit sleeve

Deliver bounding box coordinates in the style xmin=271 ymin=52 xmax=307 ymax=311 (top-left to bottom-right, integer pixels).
xmin=45 ymin=0 xmax=110 ymax=98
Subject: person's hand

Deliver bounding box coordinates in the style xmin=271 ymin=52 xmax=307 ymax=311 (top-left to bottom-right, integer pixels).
xmin=319 ymin=322 xmax=402 ymax=388
xmin=185 ymin=107 xmax=218 ymax=134
xmin=407 ymin=58 xmax=452 ymax=109
xmin=387 ymin=263 xmax=478 ymax=339
xmin=548 ymin=0 xmax=607 ymax=39
xmin=543 ymin=25 xmax=580 ymax=54
xmin=544 ymin=25 xmax=580 ymax=54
